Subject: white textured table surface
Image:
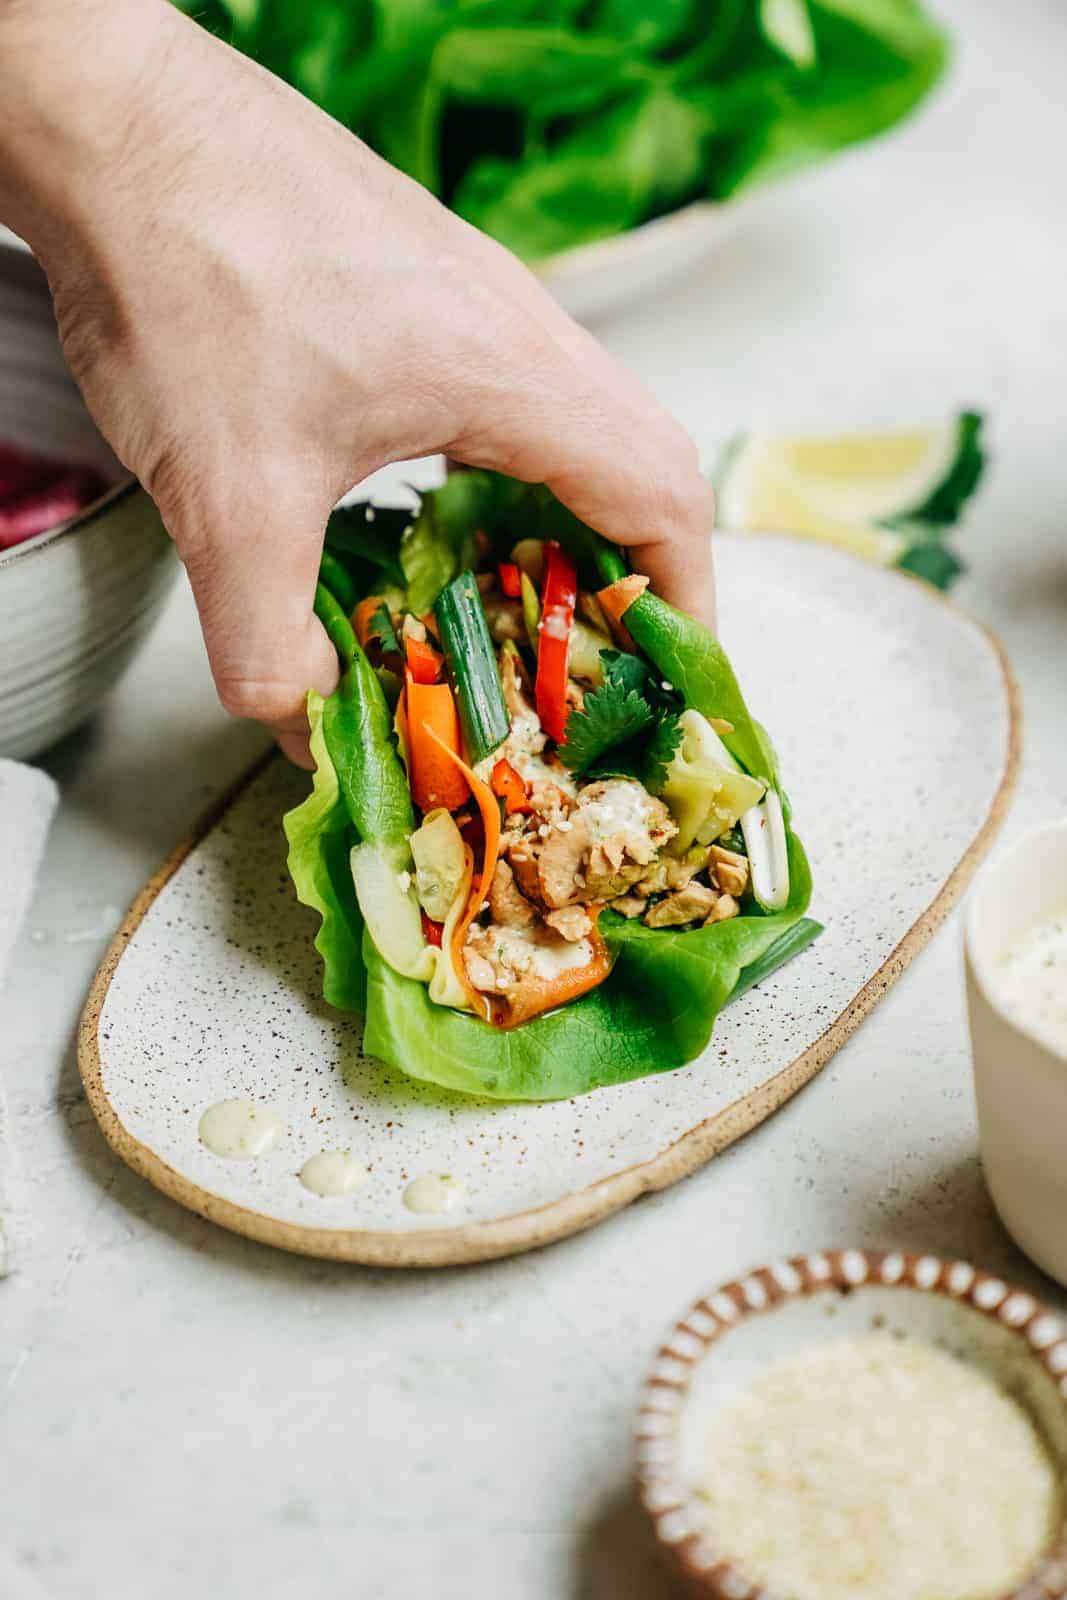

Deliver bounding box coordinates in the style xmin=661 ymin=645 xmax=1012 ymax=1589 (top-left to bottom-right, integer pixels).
xmin=3 ymin=2 xmax=1066 ymax=1595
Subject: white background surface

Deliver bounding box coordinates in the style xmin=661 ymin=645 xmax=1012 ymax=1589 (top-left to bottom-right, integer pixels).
xmin=2 ymin=1 xmax=1066 ymax=1595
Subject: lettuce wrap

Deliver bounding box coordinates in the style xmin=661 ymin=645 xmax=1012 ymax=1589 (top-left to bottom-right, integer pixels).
xmin=285 ymin=473 xmax=819 ymax=1101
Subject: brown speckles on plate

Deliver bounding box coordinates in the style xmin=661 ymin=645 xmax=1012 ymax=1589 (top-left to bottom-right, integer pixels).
xmin=78 ymin=537 xmax=1019 ymax=1265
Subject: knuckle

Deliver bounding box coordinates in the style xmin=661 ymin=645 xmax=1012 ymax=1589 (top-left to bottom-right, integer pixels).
xmin=215 ymin=675 xmax=303 ymax=727
xmin=650 ymin=460 xmax=715 ymax=540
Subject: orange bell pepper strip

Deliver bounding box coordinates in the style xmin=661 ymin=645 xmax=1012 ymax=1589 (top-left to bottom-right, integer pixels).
xmin=423 ymin=726 xmax=502 ymax=1018
xmin=404 ymin=674 xmax=469 ymax=813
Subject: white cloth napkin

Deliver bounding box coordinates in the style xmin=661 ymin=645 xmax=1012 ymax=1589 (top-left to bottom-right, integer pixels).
xmin=0 ymin=758 xmax=58 ymax=1275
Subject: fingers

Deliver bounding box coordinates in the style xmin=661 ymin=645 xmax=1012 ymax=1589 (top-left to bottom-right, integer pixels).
xmin=446 ymin=230 xmax=716 ymax=627
xmin=158 ymin=464 xmax=340 ymax=767
xmin=559 ymin=446 xmax=717 ymax=633
xmin=448 ymin=307 xmax=717 ymax=631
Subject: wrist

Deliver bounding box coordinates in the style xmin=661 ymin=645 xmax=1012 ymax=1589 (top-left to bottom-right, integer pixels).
xmin=0 ymin=0 xmax=172 ymax=254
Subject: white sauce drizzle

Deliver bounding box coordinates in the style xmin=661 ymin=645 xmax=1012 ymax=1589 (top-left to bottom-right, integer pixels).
xmin=474 ymin=922 xmax=593 ymax=984
xmin=403 ymin=1173 xmax=467 ymax=1215
xmin=198 ymin=1099 xmax=284 ymax=1160
xmin=578 ymin=778 xmax=660 ymax=842
xmin=298 ymin=1151 xmax=367 ymax=1197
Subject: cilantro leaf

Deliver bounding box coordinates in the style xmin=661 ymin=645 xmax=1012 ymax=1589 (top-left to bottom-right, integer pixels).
xmin=559 ymin=680 xmax=655 ymax=774
xmin=586 ymin=710 xmax=683 ymax=790
xmin=640 ymin=712 xmax=684 ymax=794
xmin=601 ymin=649 xmax=684 ymax=713
xmin=365 ymin=602 xmax=400 ymax=657
xmin=600 ymin=649 xmax=650 ymax=696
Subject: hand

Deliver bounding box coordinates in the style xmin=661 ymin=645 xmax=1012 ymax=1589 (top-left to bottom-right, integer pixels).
xmin=0 ymin=0 xmax=715 ymax=765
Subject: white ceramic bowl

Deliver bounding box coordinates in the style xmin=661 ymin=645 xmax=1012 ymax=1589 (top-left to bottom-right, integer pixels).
xmin=966 ymin=821 xmax=1067 ymax=1288
xmin=535 ymin=201 xmax=736 ymax=323
xmin=637 ymin=1249 xmax=1067 ymax=1599
xmin=0 ymin=236 xmax=178 ymax=760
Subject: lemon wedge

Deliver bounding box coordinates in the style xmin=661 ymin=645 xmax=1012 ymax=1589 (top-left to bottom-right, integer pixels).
xmin=717 ymin=415 xmax=983 ymax=570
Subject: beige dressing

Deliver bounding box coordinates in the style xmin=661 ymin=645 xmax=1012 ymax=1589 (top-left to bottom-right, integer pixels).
xmin=198 ymin=1099 xmax=284 ymax=1160
xmin=403 ymin=1173 xmax=466 ymax=1215
xmin=298 ymin=1151 xmax=367 ymax=1197
xmin=994 ymin=903 xmax=1067 ymax=1055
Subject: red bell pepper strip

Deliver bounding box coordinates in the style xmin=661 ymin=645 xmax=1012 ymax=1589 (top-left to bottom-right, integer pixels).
xmin=535 ymin=541 xmax=577 ymax=743
xmin=404 ymin=633 xmax=443 ymax=685
xmin=497 ymin=561 xmax=521 ymax=599
xmin=490 ymin=757 xmax=531 ymax=815
xmin=420 ymin=910 xmax=444 ymax=948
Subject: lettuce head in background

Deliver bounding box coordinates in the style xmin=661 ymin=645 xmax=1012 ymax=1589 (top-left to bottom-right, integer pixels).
xmin=171 ymin=0 xmax=948 ymax=261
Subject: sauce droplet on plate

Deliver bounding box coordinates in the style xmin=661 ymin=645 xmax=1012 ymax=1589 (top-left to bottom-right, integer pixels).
xmin=198 ymin=1099 xmax=284 ymax=1160
xmin=403 ymin=1173 xmax=466 ymax=1215
xmin=298 ymin=1151 xmax=367 ymax=1197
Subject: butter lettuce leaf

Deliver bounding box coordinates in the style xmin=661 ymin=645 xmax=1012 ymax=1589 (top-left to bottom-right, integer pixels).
xmin=283 ymin=690 xmax=367 ymax=1012
xmin=287 ymin=470 xmax=817 ymax=1100
xmin=361 ymin=827 xmax=813 ymax=1100
xmin=173 ymin=0 xmax=948 ymax=262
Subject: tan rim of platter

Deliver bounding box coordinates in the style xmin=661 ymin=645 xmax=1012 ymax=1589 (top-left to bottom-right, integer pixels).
xmin=77 ymin=555 xmax=1023 ymax=1268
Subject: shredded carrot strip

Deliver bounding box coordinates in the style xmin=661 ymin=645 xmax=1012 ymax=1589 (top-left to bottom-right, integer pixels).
xmin=423 ymin=726 xmax=502 ymax=1018
xmin=594 ymin=573 xmax=649 ymax=648
xmin=405 ymin=673 xmax=468 ymax=812
xmin=499 ymin=924 xmax=612 ymax=1028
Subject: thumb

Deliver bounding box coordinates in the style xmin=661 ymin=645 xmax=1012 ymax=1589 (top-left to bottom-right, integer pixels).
xmin=161 ymin=467 xmax=340 ymax=767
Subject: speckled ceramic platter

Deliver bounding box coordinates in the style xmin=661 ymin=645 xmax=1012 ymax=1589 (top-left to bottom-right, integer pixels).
xmin=638 ymin=1249 xmax=1067 ymax=1598
xmin=79 ymin=536 xmax=1019 ymax=1266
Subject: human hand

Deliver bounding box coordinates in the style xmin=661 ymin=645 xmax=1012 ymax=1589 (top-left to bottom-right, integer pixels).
xmin=0 ymin=0 xmax=715 ymax=764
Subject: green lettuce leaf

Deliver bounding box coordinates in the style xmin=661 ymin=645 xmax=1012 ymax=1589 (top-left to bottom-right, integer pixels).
xmin=322 ymin=643 xmax=414 ymax=850
xmin=361 ymin=826 xmax=813 ymax=1100
xmin=283 ymin=690 xmax=367 ymax=1012
xmin=624 ymin=592 xmax=780 ymax=786
xmin=290 ymin=470 xmax=816 ymax=1100
xmin=456 ymin=85 xmax=712 ymax=260
xmin=399 ymin=472 xmax=499 ymax=613
xmin=174 ymin=0 xmax=948 ymax=261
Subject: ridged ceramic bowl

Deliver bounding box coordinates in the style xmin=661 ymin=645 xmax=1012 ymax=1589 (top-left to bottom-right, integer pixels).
xmin=0 ymin=235 xmax=177 ymax=760
xmin=536 ymin=200 xmax=733 ymax=323
xmin=637 ymin=1249 xmax=1067 ymax=1599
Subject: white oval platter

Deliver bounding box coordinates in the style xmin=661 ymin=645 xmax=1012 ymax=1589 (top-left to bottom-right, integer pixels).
xmin=80 ymin=534 xmax=1018 ymax=1265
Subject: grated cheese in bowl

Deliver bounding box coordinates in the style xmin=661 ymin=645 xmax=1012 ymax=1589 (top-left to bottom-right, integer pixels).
xmin=697 ymin=1333 xmax=1061 ymax=1600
